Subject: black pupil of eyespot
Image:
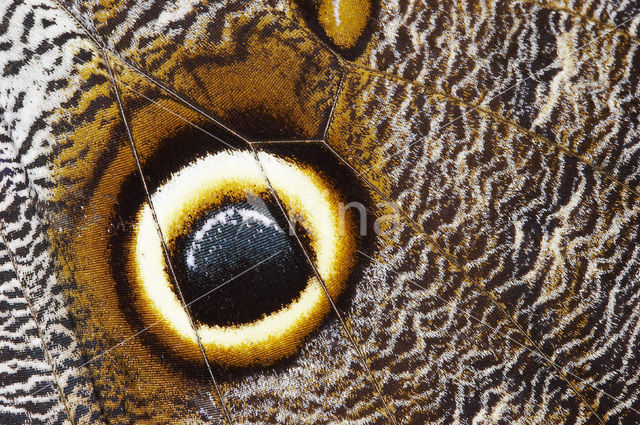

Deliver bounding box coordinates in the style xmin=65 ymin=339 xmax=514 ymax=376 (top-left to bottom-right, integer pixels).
xmin=172 ymin=200 xmax=312 ymax=327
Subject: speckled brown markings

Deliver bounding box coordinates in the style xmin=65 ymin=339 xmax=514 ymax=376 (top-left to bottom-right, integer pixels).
xmin=357 ymin=0 xmax=640 ymax=189
xmin=326 ymin=67 xmax=640 ymax=423
xmin=348 ymin=227 xmax=589 ymax=424
xmin=1 ymin=0 xmax=639 ymax=424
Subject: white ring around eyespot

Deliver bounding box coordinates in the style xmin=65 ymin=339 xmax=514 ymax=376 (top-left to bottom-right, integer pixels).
xmin=132 ymin=150 xmax=354 ymax=366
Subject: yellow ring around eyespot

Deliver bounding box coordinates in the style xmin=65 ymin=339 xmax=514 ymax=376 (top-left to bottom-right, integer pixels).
xmin=132 ymin=151 xmax=355 ymax=366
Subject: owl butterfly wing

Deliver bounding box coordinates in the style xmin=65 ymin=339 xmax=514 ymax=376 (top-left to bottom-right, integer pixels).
xmin=0 ymin=0 xmax=639 ymax=424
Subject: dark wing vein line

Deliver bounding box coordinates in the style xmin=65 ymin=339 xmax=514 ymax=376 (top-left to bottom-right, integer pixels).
xmin=102 ymin=48 xmax=236 ymax=425
xmin=250 ymin=146 xmax=400 ymax=425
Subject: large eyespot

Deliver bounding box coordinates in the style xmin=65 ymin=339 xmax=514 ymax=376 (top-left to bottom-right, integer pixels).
xmin=130 ymin=150 xmax=356 ymax=367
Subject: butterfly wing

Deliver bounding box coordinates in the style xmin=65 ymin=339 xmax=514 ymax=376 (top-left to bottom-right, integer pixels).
xmin=1 ymin=0 xmax=639 ymax=424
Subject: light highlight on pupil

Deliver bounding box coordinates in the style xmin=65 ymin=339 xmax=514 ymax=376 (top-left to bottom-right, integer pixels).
xmin=175 ymin=201 xmax=311 ymax=327
xmin=129 ymin=150 xmax=356 ymax=366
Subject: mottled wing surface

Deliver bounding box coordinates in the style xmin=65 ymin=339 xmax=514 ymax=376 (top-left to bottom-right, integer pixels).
xmin=1 ymin=0 xmax=639 ymax=424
